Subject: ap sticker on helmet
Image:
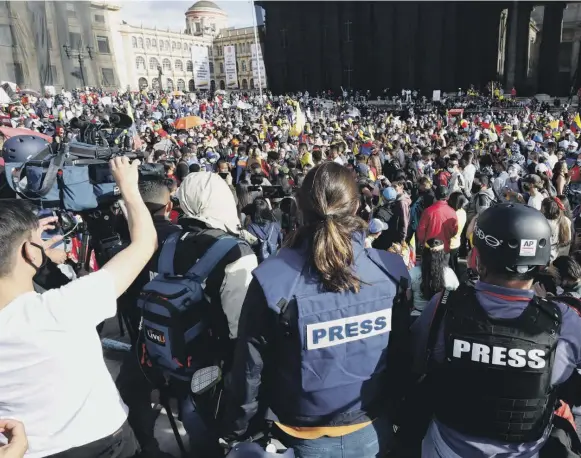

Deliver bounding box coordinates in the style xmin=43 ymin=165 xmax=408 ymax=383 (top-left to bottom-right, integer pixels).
xmin=519 ymin=239 xmax=537 ymax=257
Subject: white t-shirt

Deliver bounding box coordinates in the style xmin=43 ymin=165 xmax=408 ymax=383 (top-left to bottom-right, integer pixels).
xmin=0 ymin=270 xmax=127 ymax=457
xmin=410 ymin=265 xmax=459 ymax=316
xmin=528 ymin=192 xmax=544 ymax=211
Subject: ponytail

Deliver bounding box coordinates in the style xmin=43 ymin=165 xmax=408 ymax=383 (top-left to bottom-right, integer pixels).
xmin=290 ymin=162 xmax=367 ymax=293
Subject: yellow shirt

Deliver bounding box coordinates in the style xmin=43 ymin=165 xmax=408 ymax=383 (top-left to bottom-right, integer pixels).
xmin=450 ymin=208 xmax=467 ymax=250
xmin=275 ymin=421 xmax=372 ymax=439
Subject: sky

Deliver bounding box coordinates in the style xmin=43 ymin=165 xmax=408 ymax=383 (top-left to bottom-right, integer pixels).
xmin=118 ymin=1 xmax=255 ymax=31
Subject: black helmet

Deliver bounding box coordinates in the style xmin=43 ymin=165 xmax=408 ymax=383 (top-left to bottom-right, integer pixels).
xmin=2 ymin=135 xmax=51 ymax=163
xmin=474 ymin=203 xmax=551 ymax=272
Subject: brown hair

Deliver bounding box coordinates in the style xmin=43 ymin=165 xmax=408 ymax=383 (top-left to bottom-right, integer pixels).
xmin=289 ymin=162 xmax=366 ymax=293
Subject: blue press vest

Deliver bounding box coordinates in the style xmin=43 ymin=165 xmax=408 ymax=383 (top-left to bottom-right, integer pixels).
xmin=253 ymin=234 xmax=408 ymax=427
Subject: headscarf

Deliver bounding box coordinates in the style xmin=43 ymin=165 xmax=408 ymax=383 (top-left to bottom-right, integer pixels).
xmin=177 ymin=172 xmax=240 ymax=234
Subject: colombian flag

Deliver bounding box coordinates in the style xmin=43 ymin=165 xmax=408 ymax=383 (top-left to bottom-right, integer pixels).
xmin=572 ymin=113 xmax=581 ymax=134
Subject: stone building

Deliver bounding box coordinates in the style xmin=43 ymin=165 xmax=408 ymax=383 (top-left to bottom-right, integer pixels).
xmin=0 ymin=1 xmax=123 ymax=91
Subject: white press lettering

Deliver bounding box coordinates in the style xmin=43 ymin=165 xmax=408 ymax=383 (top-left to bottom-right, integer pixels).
xmin=453 ymin=339 xmax=471 ymax=358
xmin=528 ymin=349 xmax=547 ymax=369
xmin=471 ymin=343 xmax=490 ymax=363
xmin=507 ymin=348 xmax=527 ymax=368
xmin=452 ymin=341 xmax=546 ymax=368
xmin=491 ymin=346 xmax=507 ymax=366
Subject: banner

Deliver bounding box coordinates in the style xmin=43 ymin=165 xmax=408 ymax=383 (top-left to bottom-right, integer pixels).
xmin=224 ymin=45 xmax=238 ymax=89
xmin=190 ymin=46 xmax=211 ymax=90
xmin=251 ymin=43 xmax=267 ymax=88
xmin=432 ymin=90 xmax=441 ymax=102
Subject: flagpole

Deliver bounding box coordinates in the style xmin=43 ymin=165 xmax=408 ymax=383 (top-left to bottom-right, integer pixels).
xmin=250 ymin=0 xmax=263 ymax=101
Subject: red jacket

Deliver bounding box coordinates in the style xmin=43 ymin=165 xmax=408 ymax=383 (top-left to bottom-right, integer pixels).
xmin=416 ymin=200 xmax=458 ymax=252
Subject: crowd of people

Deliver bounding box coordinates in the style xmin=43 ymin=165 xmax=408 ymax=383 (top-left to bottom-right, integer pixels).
xmin=2 ymin=84 xmax=581 ymax=458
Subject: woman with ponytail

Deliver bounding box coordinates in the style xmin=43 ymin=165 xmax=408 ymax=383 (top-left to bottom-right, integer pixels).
xmin=222 ymin=161 xmax=409 ymax=457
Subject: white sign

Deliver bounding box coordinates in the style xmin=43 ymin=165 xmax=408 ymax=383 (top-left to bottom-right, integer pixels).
xmin=519 ymin=239 xmax=537 ymax=257
xmin=251 ymin=43 xmax=267 ymax=89
xmin=190 ymin=46 xmax=211 ymax=90
xmin=44 ymin=86 xmax=56 ymax=96
xmin=306 ymin=309 xmax=391 ymax=350
xmin=224 ymin=45 xmax=238 ymax=90
xmin=432 ymin=90 xmax=441 ymax=102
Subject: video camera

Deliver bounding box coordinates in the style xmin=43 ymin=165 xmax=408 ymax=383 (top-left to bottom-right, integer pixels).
xmin=5 ymin=112 xmax=164 ymax=269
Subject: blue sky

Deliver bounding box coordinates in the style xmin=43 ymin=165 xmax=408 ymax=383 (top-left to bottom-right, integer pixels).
xmin=119 ymin=1 xmax=255 ymax=31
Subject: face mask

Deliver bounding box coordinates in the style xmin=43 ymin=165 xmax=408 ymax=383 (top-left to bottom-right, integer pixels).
xmin=22 ymin=242 xmax=48 ymax=273
xmin=577 ymin=160 xmax=581 ymax=166
xmin=527 ymin=159 xmax=533 ymax=165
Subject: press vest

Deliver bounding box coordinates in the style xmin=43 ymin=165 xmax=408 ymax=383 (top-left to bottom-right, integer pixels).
xmin=433 ymin=285 xmax=561 ymax=443
xmin=253 ymin=235 xmax=409 ymax=427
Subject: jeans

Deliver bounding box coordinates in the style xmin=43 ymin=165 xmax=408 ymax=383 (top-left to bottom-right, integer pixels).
xmin=46 ymin=421 xmax=138 ymax=458
xmin=278 ymin=417 xmax=392 ymax=458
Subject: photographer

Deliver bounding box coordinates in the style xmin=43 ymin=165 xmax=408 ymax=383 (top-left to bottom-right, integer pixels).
xmin=0 ymin=157 xmax=157 ymax=458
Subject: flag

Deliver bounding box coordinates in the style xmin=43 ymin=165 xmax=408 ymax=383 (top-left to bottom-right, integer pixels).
xmin=549 ymin=120 xmax=559 ymax=130
xmin=572 ymin=123 xmax=578 ymax=134
xmin=575 ymin=113 xmax=581 ymax=129
xmin=289 ymin=103 xmax=305 ymax=137
xmin=481 ymin=121 xmax=490 ymax=129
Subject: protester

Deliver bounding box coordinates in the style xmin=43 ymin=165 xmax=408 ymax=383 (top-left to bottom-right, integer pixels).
xmin=541 ymin=197 xmax=572 ymax=261
xmin=447 ymin=191 xmax=468 ymax=274
xmin=409 ymin=238 xmax=459 ymax=317
xmin=416 ymin=186 xmax=459 ymax=253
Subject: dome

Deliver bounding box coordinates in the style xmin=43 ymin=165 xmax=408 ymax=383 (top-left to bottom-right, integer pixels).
xmin=187 ymin=1 xmax=222 ymax=12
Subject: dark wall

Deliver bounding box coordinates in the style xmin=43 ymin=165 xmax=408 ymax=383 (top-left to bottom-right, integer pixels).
xmin=260 ymin=1 xmax=507 ymax=94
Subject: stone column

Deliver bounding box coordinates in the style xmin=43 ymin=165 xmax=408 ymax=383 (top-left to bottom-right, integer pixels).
xmin=504 ymin=1 xmax=532 ymax=91
xmin=537 ymin=2 xmax=566 ymax=95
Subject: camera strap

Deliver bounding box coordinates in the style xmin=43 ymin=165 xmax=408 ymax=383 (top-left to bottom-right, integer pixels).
xmin=36 ymin=152 xmax=66 ymax=197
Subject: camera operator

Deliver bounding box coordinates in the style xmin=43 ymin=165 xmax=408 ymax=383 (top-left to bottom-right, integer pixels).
xmin=119 ymin=171 xmax=257 ymax=456
xmin=0 ymin=157 xmax=157 ymax=458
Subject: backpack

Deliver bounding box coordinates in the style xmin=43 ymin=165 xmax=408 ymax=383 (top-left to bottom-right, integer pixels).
xmin=409 ymin=197 xmax=423 ymax=234
xmin=248 ymin=222 xmax=280 ymax=263
xmin=137 ymin=231 xmax=239 ymax=380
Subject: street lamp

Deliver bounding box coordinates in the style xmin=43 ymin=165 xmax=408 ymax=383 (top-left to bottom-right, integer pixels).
xmin=63 ymin=44 xmax=94 ymax=88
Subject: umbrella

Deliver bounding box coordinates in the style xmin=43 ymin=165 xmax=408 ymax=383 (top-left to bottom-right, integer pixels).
xmin=174 ymin=116 xmax=204 ymax=130
xmin=172 ymin=90 xmax=185 ymax=96
xmin=0 ymin=126 xmax=52 ymax=143
xmin=20 ymin=89 xmax=41 ymax=97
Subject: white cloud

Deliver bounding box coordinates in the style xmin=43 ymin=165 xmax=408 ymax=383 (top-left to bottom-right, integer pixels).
xmin=118 ymin=0 xmax=254 ymax=31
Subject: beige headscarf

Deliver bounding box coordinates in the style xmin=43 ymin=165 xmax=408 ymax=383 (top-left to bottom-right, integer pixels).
xmin=177 ymin=171 xmax=240 ymax=234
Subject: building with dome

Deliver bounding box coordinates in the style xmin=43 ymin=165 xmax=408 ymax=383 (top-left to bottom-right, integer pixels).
xmin=185 ymin=1 xmax=228 ymax=37
xmin=116 ymin=0 xmax=265 ymax=92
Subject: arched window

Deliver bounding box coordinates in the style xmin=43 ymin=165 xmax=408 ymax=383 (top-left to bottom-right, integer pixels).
xmin=166 ymin=78 xmax=174 ymax=90
xmin=241 ymin=60 xmax=247 ymax=72
xmin=188 ymin=79 xmax=195 ymax=91
xmin=138 ymin=77 xmax=148 ymax=89
xmin=219 ymin=80 xmax=225 ymax=90
xmin=149 ymin=57 xmax=160 ymax=70
xmin=136 ymin=56 xmax=146 ymax=70
xmin=165 ymin=40 xmax=169 ymax=49
xmin=242 ymin=79 xmax=248 ymax=89
xmin=132 ymin=37 xmax=137 ymax=48
xmin=220 ymin=62 xmax=224 ymax=73
xmin=209 ymin=62 xmax=214 ymax=74
xmin=178 ymin=42 xmax=182 ymax=50
xmin=175 ymin=59 xmax=183 ymax=71
xmin=177 ymin=79 xmax=185 ymax=91
xmin=162 ymin=58 xmax=171 ymax=71
xmin=250 ymin=78 xmax=254 ymax=89
xmin=186 ymin=60 xmax=193 ymax=72
xmin=183 ymin=42 xmax=187 ymax=51
xmin=138 ymin=37 xmax=143 ymax=48
xmin=146 ymin=38 xmax=151 ymax=48
xmin=172 ymin=41 xmax=176 ymax=50
xmin=152 ymin=77 xmax=159 ymax=89
xmin=152 ymin=38 xmax=157 ymax=47
xmin=160 ymin=40 xmax=164 ymax=50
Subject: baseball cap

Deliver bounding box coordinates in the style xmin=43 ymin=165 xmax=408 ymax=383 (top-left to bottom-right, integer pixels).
xmin=382 ymin=187 xmax=398 ymax=201
xmin=369 ymin=218 xmax=388 ymax=234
